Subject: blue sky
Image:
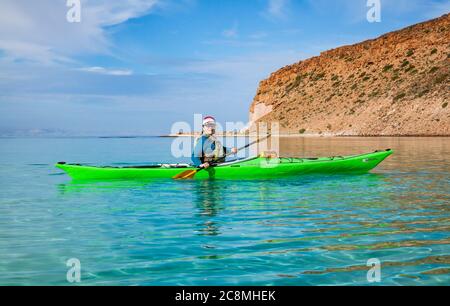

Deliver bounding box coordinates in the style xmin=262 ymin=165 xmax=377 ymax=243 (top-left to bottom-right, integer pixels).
xmin=0 ymin=0 xmax=449 ymax=135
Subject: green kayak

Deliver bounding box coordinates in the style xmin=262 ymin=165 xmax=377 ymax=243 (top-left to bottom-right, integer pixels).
xmin=55 ymin=149 xmax=393 ymax=181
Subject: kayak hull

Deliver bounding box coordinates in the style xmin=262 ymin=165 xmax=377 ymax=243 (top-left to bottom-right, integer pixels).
xmin=56 ymin=149 xmax=393 ymax=181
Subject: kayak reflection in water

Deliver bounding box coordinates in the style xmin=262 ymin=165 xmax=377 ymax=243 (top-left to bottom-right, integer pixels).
xmin=191 ymin=116 xmax=238 ymax=170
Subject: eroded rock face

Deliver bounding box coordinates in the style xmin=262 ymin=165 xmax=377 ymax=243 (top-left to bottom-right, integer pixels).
xmin=249 ymin=13 xmax=450 ymax=136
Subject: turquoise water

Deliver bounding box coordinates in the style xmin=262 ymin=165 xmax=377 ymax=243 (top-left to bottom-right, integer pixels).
xmin=0 ymin=137 xmax=449 ymax=285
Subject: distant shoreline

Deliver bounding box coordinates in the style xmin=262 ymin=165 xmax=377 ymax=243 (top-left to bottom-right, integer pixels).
xmin=159 ymin=133 xmax=450 ymax=138
xmin=0 ymin=134 xmax=448 ymax=139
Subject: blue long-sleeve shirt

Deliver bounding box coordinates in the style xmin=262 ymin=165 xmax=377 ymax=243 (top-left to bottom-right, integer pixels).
xmin=191 ymin=135 xmax=229 ymax=167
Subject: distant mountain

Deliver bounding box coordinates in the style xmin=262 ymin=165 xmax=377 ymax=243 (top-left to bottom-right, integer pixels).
xmin=249 ymin=13 xmax=450 ymax=136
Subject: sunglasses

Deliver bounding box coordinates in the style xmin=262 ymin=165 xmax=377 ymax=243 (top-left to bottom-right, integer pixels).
xmin=203 ymin=123 xmax=216 ymax=128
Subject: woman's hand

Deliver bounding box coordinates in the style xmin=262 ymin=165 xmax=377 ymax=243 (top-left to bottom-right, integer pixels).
xmin=200 ymin=162 xmax=210 ymax=169
xmin=231 ymin=147 xmax=238 ymax=154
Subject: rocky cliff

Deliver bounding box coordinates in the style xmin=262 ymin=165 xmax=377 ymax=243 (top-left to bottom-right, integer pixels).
xmin=250 ymin=14 xmax=450 ymax=136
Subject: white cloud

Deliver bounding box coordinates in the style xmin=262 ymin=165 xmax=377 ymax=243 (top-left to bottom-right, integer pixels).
xmin=175 ymin=50 xmax=307 ymax=82
xmin=0 ymin=40 xmax=73 ymax=65
xmin=222 ymin=21 xmax=239 ymax=38
xmin=265 ymin=0 xmax=290 ymax=19
xmin=249 ymin=32 xmax=268 ymax=40
xmin=78 ymin=66 xmax=133 ymax=76
xmin=0 ymin=0 xmax=159 ymax=64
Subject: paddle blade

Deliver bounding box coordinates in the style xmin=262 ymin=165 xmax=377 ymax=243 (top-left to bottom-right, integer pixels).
xmin=173 ymin=170 xmax=198 ymax=179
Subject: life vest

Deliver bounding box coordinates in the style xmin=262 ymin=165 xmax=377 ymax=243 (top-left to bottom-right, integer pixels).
xmin=194 ymin=135 xmax=225 ymax=163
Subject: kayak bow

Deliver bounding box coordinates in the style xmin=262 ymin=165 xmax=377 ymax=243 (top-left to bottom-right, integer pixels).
xmin=56 ymin=149 xmax=393 ymax=181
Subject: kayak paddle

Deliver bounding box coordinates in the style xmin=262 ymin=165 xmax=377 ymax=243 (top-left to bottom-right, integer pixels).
xmin=173 ymin=134 xmax=271 ymax=180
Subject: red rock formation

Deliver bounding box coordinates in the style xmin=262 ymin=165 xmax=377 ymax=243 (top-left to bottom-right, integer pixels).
xmin=250 ymin=14 xmax=450 ymax=136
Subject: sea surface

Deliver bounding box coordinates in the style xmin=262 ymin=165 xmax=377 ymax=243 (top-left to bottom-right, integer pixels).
xmin=0 ymin=136 xmax=449 ymax=285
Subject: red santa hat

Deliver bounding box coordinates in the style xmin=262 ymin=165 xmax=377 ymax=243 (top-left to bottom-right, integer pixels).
xmin=202 ymin=116 xmax=216 ymax=126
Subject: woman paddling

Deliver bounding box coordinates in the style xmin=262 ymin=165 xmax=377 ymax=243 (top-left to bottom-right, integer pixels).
xmin=191 ymin=116 xmax=238 ymax=168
